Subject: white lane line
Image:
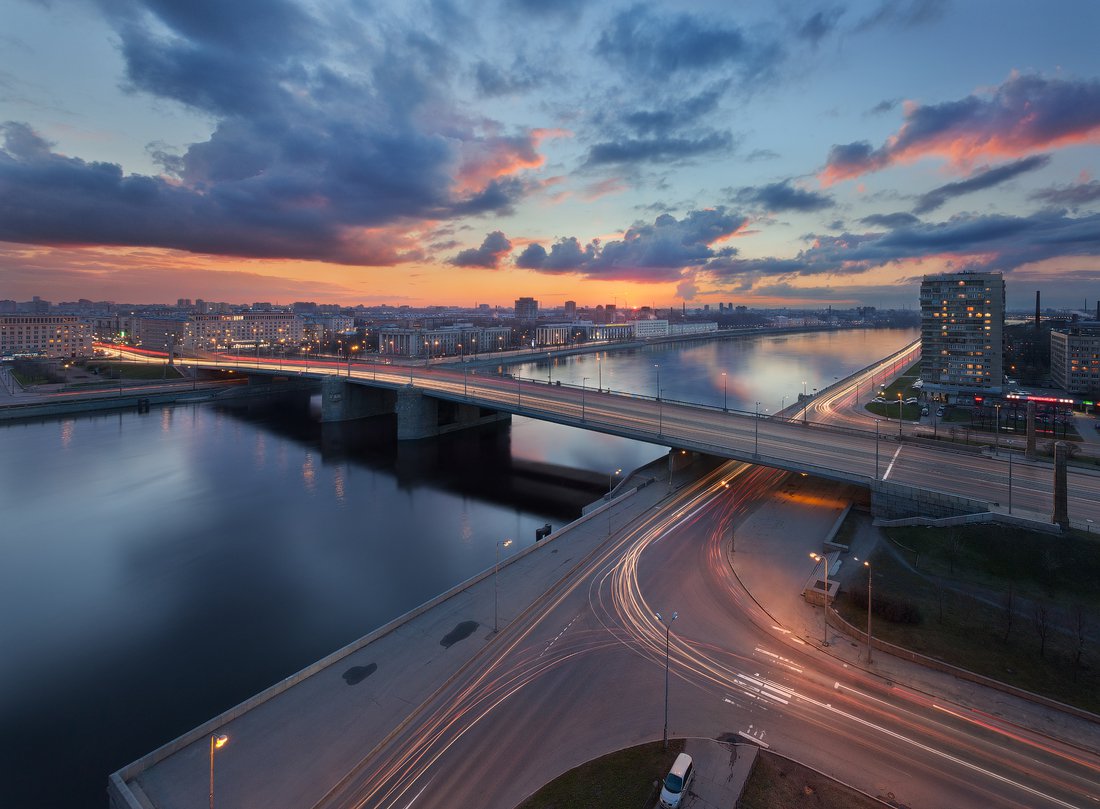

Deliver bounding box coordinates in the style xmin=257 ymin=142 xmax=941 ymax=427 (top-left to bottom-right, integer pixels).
xmin=882 ymin=445 xmax=903 ymax=480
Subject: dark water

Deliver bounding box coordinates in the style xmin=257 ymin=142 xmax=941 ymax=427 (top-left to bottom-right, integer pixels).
xmin=0 ymin=327 xmax=914 ymax=808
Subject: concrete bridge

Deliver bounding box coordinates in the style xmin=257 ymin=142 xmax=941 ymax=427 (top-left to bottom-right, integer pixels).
xmin=156 ymin=349 xmax=1100 ymax=529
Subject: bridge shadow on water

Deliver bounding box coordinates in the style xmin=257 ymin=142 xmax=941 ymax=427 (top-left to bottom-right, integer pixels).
xmin=211 ymin=389 xmax=605 ymax=520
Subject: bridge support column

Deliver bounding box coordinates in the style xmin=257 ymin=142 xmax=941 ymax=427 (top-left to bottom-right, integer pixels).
xmin=396 ymin=386 xmax=439 ymax=440
xmin=395 ymin=386 xmax=511 ymax=440
xmin=1026 ymin=401 xmax=1037 ymax=459
xmin=320 ymin=377 xmax=391 ymax=423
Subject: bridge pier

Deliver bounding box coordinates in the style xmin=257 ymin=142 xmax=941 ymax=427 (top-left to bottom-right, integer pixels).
xmin=320 ymin=377 xmax=393 ymax=423
xmin=395 ymin=385 xmax=510 ymax=440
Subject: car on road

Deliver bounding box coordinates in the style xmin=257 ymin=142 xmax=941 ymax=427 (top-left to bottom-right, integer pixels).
xmin=659 ymin=753 xmax=695 ymax=809
xmin=936 ymin=407 xmax=945 ymax=417
xmin=921 ymin=406 xmax=929 ymax=416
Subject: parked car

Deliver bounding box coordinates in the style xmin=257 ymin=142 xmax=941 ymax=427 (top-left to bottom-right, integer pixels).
xmin=921 ymin=406 xmax=929 ymax=416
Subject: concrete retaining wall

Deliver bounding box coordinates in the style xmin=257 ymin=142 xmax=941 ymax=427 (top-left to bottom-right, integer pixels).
xmin=874 ymin=511 xmax=1061 ymax=533
xmin=870 ymin=478 xmax=990 ymax=520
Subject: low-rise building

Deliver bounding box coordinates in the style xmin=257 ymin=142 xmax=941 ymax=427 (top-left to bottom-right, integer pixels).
xmin=0 ymin=315 xmax=92 ymax=358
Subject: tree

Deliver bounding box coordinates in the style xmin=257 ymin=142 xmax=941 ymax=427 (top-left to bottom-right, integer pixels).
xmin=1033 ymin=602 xmax=1050 ymax=660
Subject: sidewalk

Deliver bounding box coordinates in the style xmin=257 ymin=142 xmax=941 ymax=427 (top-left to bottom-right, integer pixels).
xmin=731 ymin=474 xmax=1100 ymax=751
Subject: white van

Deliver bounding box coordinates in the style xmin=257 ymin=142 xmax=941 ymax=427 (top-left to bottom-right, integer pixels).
xmin=659 ymin=752 xmax=695 ymax=808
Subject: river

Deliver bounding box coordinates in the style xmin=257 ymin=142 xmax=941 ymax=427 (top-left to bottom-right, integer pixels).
xmin=0 ymin=327 xmax=915 ymax=808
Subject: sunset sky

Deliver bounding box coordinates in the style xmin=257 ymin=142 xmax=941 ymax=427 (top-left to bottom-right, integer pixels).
xmin=3 ymin=0 xmax=1100 ymax=310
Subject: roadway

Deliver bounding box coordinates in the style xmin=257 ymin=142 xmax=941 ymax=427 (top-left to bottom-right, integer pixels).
xmin=111 ymin=386 xmax=1100 ymax=809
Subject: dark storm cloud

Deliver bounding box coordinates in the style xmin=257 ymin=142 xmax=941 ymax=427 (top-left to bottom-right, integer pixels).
xmin=860 ymin=212 xmax=921 ymax=228
xmin=822 ymin=74 xmax=1100 ymax=183
xmin=449 ymin=231 xmax=512 ymax=268
xmin=0 ymin=2 xmax=543 ymax=263
xmin=596 ymin=5 xmax=784 ymax=81
xmin=516 ymin=208 xmax=746 ymax=282
xmin=585 ymin=132 xmax=734 ymax=166
xmin=706 ymin=211 xmax=1100 ymax=282
xmin=735 ymin=180 xmax=834 ymax=212
xmin=912 ymin=155 xmax=1051 ymax=213
xmin=797 ymin=8 xmax=845 ymax=44
xmin=1030 ymin=180 xmax=1100 ymax=210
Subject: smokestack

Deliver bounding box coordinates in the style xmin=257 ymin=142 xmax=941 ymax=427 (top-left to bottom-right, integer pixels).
xmin=1035 ymin=290 xmax=1040 ymax=329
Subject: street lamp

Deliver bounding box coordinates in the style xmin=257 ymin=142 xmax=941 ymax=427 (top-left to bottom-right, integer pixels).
xmin=721 ymin=372 xmax=727 ymax=411
xmin=347 ymin=344 xmax=358 ymax=378
xmin=547 ymin=352 xmax=553 ymax=384
xmin=897 ymin=392 xmax=904 ymax=438
xmin=464 ymin=364 xmax=469 ymax=397
xmin=754 ymin=401 xmax=761 ymax=457
xmin=494 ymin=539 xmax=513 ymax=633
xmin=209 ymin=733 xmax=228 ymax=809
xmin=654 ymin=363 xmax=660 ymax=400
xmin=582 ymin=377 xmax=589 ymax=421
xmin=875 ymin=419 xmax=880 ymax=479
xmin=809 ymin=552 xmax=830 ymax=646
xmin=608 ymin=468 xmax=621 ymax=536
xmin=655 ymin=611 xmax=678 ymax=749
xmin=863 ymin=560 xmax=872 ymax=664
xmin=802 ymin=380 xmax=808 ymax=424
xmin=597 ymin=355 xmax=602 ymax=391
xmin=994 ymin=403 xmax=1002 ymax=455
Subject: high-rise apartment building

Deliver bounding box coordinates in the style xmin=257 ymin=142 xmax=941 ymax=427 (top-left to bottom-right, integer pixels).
xmin=1051 ymin=325 xmax=1100 ymax=394
xmin=514 ymin=297 xmax=538 ymax=320
xmin=564 ymin=300 xmax=577 ymax=320
xmin=919 ymin=271 xmax=1005 ymax=397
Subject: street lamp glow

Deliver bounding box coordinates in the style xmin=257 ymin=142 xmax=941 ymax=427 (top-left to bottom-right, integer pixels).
xmin=209 ymin=733 xmax=229 ymax=809
xmin=493 ymin=539 xmax=514 ymax=633
xmin=809 ymin=552 xmax=830 ymax=646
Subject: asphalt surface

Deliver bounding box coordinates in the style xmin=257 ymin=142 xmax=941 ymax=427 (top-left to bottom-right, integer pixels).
xmin=122 ymin=456 xmax=1100 ymax=809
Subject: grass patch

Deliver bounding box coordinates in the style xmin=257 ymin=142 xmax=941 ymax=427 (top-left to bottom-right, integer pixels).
xmin=836 ymin=524 xmax=1100 ymax=712
xmin=518 ymin=740 xmax=683 ymax=809
xmin=864 ymin=362 xmax=923 ymax=420
xmin=738 ymin=751 xmax=885 ymax=809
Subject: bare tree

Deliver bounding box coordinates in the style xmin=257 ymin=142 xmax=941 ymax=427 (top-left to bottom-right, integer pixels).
xmin=1033 ymin=602 xmax=1050 ymax=660
xmin=1001 ymin=584 xmax=1014 ymax=643
xmin=1073 ymin=604 xmax=1087 ymax=670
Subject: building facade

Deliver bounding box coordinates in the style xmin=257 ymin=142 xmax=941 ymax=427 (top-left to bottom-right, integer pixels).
xmin=514 ymin=297 xmax=539 ymax=321
xmin=1051 ymin=325 xmax=1100 ymax=394
xmin=919 ymin=271 xmax=1005 ymax=397
xmin=378 ymin=325 xmax=512 ymax=357
xmin=0 ymin=315 xmax=92 ymax=358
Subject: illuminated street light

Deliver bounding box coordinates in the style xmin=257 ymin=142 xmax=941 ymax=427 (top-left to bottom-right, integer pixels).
xmin=581 ymin=377 xmax=589 ymax=421
xmin=863 ymin=560 xmax=873 ymax=664
xmin=494 ymin=539 xmax=514 ymax=633
xmin=897 ymin=392 xmax=904 ymax=438
xmin=721 ymin=372 xmax=727 ymax=411
xmin=655 ymin=611 xmax=678 ymax=749
xmin=209 ymin=733 xmax=228 ymax=809
xmin=608 ymin=468 xmax=621 ymax=536
xmin=809 ymin=552 xmax=830 ymax=646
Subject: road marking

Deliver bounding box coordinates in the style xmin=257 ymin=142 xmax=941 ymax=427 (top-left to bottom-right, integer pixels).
xmin=754 ymin=646 xmax=803 ymax=673
xmin=882 ymin=445 xmax=903 ymax=480
xmin=401 ymin=776 xmax=435 ymax=808
xmin=539 ymin=615 xmax=580 ymax=657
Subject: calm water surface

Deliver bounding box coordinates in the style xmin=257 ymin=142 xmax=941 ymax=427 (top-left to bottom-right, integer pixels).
xmin=0 ymin=327 xmax=914 ymax=808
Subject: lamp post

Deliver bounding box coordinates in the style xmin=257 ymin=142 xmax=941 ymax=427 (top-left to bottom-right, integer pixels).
xmin=547 ymin=352 xmax=552 ymax=384
xmin=608 ymin=468 xmax=621 ymax=536
xmin=897 ymin=392 xmax=903 ymax=438
xmin=809 ymin=552 xmax=829 ymax=646
xmin=655 ymin=611 xmax=678 ymax=749
xmin=209 ymin=733 xmax=228 ymax=809
xmin=658 ymin=389 xmax=663 ymax=436
xmin=863 ymin=560 xmax=872 ymax=664
xmin=802 ymin=380 xmax=808 ymax=424
xmin=875 ymin=419 xmax=880 ymax=479
xmin=464 ymin=364 xmax=469 ymax=397
xmin=721 ymin=372 xmax=727 ymax=411
xmin=1008 ymin=451 xmax=1013 ymax=513
xmin=994 ymin=403 xmax=1002 ymax=455
xmin=494 ymin=539 xmax=513 ymax=633
xmin=654 ymin=363 xmax=660 ymax=400
xmin=754 ymin=401 xmax=761 ymax=457
xmin=581 ymin=377 xmax=589 ymax=421
xmin=597 ymin=355 xmax=602 ymax=391
xmin=347 ymin=344 xmax=358 ymax=378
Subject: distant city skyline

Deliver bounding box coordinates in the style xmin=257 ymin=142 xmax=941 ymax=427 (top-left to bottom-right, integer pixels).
xmin=2 ymin=1 xmax=1099 ymax=309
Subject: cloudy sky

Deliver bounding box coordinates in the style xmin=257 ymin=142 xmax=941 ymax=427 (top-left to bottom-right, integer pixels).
xmin=2 ymin=0 xmax=1099 ymax=310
